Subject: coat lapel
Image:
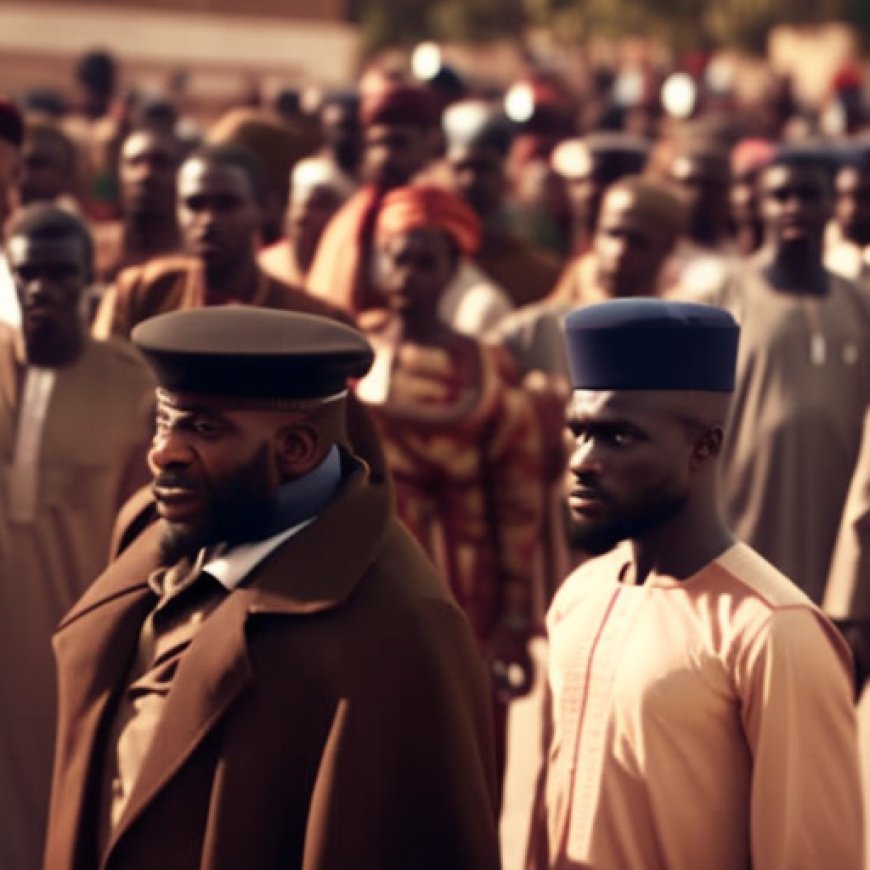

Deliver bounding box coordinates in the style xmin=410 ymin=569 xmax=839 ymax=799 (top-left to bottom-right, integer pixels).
xmin=48 ymin=524 xmax=161 ymax=869
xmin=102 ymin=461 xmax=391 ymax=857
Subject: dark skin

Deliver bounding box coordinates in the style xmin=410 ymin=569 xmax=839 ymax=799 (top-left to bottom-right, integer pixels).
xmin=285 ymin=184 xmax=344 ymax=277
xmin=376 ymin=225 xmax=534 ymax=697
xmin=7 ymin=232 xmax=89 ymax=368
xmin=150 ymin=390 xmax=330 ymax=564
xmin=119 ymin=129 xmax=182 ymax=257
xmin=834 ymin=164 xmax=870 ymax=248
xmin=566 ymin=389 xmax=733 ymax=584
xmin=669 ymin=153 xmax=731 ymax=248
xmin=730 ymin=170 xmax=764 ymax=256
xmin=177 ymin=157 xmax=262 ymax=299
xmin=593 ymin=190 xmax=677 ymax=297
xmin=362 ymin=123 xmax=433 ymax=192
xmin=757 ymin=163 xmax=833 ymax=297
xmin=321 ymin=99 xmax=361 ymax=176
xmin=446 ymin=143 xmax=506 ymax=228
xmin=18 ymin=128 xmax=75 ymax=205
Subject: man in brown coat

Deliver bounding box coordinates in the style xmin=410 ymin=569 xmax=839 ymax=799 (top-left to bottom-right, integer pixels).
xmin=44 ymin=306 xmax=500 ymax=870
xmin=92 ymin=143 xmax=341 ymax=340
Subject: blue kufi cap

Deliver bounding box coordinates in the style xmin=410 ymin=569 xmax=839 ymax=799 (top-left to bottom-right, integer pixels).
xmin=563 ymin=298 xmax=740 ymax=392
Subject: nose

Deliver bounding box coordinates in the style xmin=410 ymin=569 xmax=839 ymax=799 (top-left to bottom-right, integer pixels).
xmin=147 ymin=427 xmax=194 ymax=474
xmin=568 ymin=433 xmax=602 ymax=481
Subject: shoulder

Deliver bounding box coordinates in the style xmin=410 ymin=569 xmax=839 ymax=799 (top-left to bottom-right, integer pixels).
xmin=114 ymin=255 xmax=197 ymax=293
xmin=709 ymin=543 xmax=851 ymax=666
xmin=84 ymin=337 xmax=156 ymax=384
xmin=262 ymin=273 xmax=352 ymax=323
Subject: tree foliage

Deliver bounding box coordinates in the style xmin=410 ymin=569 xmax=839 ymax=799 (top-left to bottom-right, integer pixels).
xmin=356 ymin=0 xmax=863 ymax=57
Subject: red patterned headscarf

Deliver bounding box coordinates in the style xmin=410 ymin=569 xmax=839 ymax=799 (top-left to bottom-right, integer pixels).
xmin=375 ymin=184 xmax=481 ymax=255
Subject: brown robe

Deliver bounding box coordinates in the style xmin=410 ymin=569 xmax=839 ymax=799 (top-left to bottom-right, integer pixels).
xmin=706 ymin=265 xmax=870 ymax=603
xmin=0 ymin=328 xmax=155 ymax=870
xmin=45 ymin=456 xmax=500 ymax=870
xmin=92 ymin=255 xmax=344 ymax=340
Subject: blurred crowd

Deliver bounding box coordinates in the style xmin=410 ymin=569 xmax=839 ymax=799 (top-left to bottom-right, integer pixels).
xmin=1 ymin=41 xmax=870 ymax=870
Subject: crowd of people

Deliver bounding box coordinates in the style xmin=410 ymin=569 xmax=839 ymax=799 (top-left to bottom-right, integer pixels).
xmin=0 ymin=41 xmax=868 ymax=869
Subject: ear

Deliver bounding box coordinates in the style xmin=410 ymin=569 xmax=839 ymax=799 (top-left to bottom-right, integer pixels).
xmin=688 ymin=426 xmax=724 ymax=470
xmin=274 ymin=421 xmax=322 ymax=480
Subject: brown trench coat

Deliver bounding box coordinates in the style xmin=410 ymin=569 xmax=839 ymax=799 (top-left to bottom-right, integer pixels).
xmin=45 ymin=458 xmax=500 ymax=870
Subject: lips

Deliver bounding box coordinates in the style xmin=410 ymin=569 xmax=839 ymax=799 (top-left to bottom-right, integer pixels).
xmin=152 ymin=483 xmax=203 ymax=522
xmin=568 ymin=487 xmax=609 ymax=514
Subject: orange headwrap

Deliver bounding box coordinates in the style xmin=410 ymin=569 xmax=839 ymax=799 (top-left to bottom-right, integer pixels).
xmin=375 ymin=184 xmax=481 ymax=255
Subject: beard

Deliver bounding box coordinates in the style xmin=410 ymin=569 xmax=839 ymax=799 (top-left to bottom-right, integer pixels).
xmin=567 ymin=486 xmax=687 ymax=556
xmin=157 ymin=445 xmax=277 ymax=567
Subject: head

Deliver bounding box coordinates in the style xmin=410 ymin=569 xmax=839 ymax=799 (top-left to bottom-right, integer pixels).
xmin=759 ymin=151 xmax=835 ymax=256
xmin=6 ymin=204 xmax=93 ymax=366
xmin=132 ymin=307 xmax=373 ymax=566
xmin=562 ymin=299 xmax=738 ymax=554
xmin=207 ymin=108 xmax=308 ymax=244
xmin=74 ymin=49 xmax=117 ymax=118
xmin=177 ymin=144 xmax=264 ymax=277
xmin=360 ymin=83 xmax=440 ymax=191
xmin=729 ymin=139 xmax=775 ymax=253
xmin=835 ymin=156 xmax=870 ymax=247
xmin=286 ymin=157 xmax=355 ymax=274
xmin=119 ymin=128 xmax=182 ymax=220
xmin=443 ymin=101 xmax=514 ymax=221
xmin=320 ymin=91 xmax=362 ymax=175
xmin=18 ymin=122 xmax=77 ymax=205
xmin=667 ymin=142 xmax=731 ymax=246
xmin=552 ymin=134 xmax=650 ymax=246
xmin=374 ymin=184 xmax=479 ymax=319
xmin=593 ymin=177 xmax=686 ymax=297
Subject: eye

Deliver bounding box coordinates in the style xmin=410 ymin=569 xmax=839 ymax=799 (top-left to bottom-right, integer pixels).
xmin=192 ymin=418 xmax=222 ymax=437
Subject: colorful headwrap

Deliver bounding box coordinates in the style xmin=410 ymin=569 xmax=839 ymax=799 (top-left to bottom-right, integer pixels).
xmin=360 ymin=83 xmax=441 ymax=130
xmin=731 ymin=138 xmax=776 ymax=180
xmin=375 ymin=184 xmax=481 ymax=254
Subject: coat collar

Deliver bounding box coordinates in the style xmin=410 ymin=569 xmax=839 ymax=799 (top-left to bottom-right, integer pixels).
xmin=51 ymin=458 xmax=391 ymax=866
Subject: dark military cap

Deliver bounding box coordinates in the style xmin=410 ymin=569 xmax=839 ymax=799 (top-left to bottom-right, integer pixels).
xmin=563 ymin=298 xmax=739 ymax=392
xmin=768 ymin=141 xmax=846 ymax=177
xmin=132 ymin=306 xmax=374 ymax=403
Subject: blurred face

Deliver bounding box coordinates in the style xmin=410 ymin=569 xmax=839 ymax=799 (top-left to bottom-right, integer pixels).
xmin=286 ymin=184 xmax=344 ymax=272
xmin=19 ymin=133 xmax=71 ymax=205
xmin=0 ymin=140 xmax=21 ymax=223
xmin=120 ymin=130 xmax=180 ymax=219
xmin=8 ymin=232 xmax=88 ymax=362
xmin=730 ymin=171 xmax=759 ymax=229
xmin=178 ymin=157 xmax=261 ymax=274
xmin=363 ymin=123 xmax=430 ymax=190
xmin=447 ymin=144 xmax=505 ymax=219
xmin=321 ymin=101 xmax=361 ymax=172
xmin=835 ymin=166 xmax=870 ymax=246
xmin=377 ymin=227 xmax=457 ymax=318
xmin=149 ymin=391 xmax=284 ymax=565
xmin=669 ymin=154 xmax=730 ymax=242
xmin=565 ymin=390 xmax=691 ymax=554
xmin=760 ymin=163 xmax=832 ymax=252
xmin=562 ymin=155 xmax=640 ymax=240
xmin=593 ymin=192 xmax=674 ymax=297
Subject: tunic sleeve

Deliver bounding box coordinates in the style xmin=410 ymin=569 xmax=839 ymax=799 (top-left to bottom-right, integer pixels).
xmin=735 ymin=608 xmax=863 ymax=869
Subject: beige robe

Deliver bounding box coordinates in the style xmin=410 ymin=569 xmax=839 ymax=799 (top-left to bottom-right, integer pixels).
xmin=707 ymin=266 xmax=870 ymax=602
xmin=544 ymin=542 xmax=862 ymax=869
xmin=0 ymin=328 xmax=155 ymax=870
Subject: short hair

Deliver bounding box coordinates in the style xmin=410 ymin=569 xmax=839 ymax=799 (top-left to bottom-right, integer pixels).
xmin=182 ymin=142 xmax=266 ymax=204
xmin=75 ymin=49 xmax=117 ymax=97
xmin=7 ymin=203 xmax=95 ymax=276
